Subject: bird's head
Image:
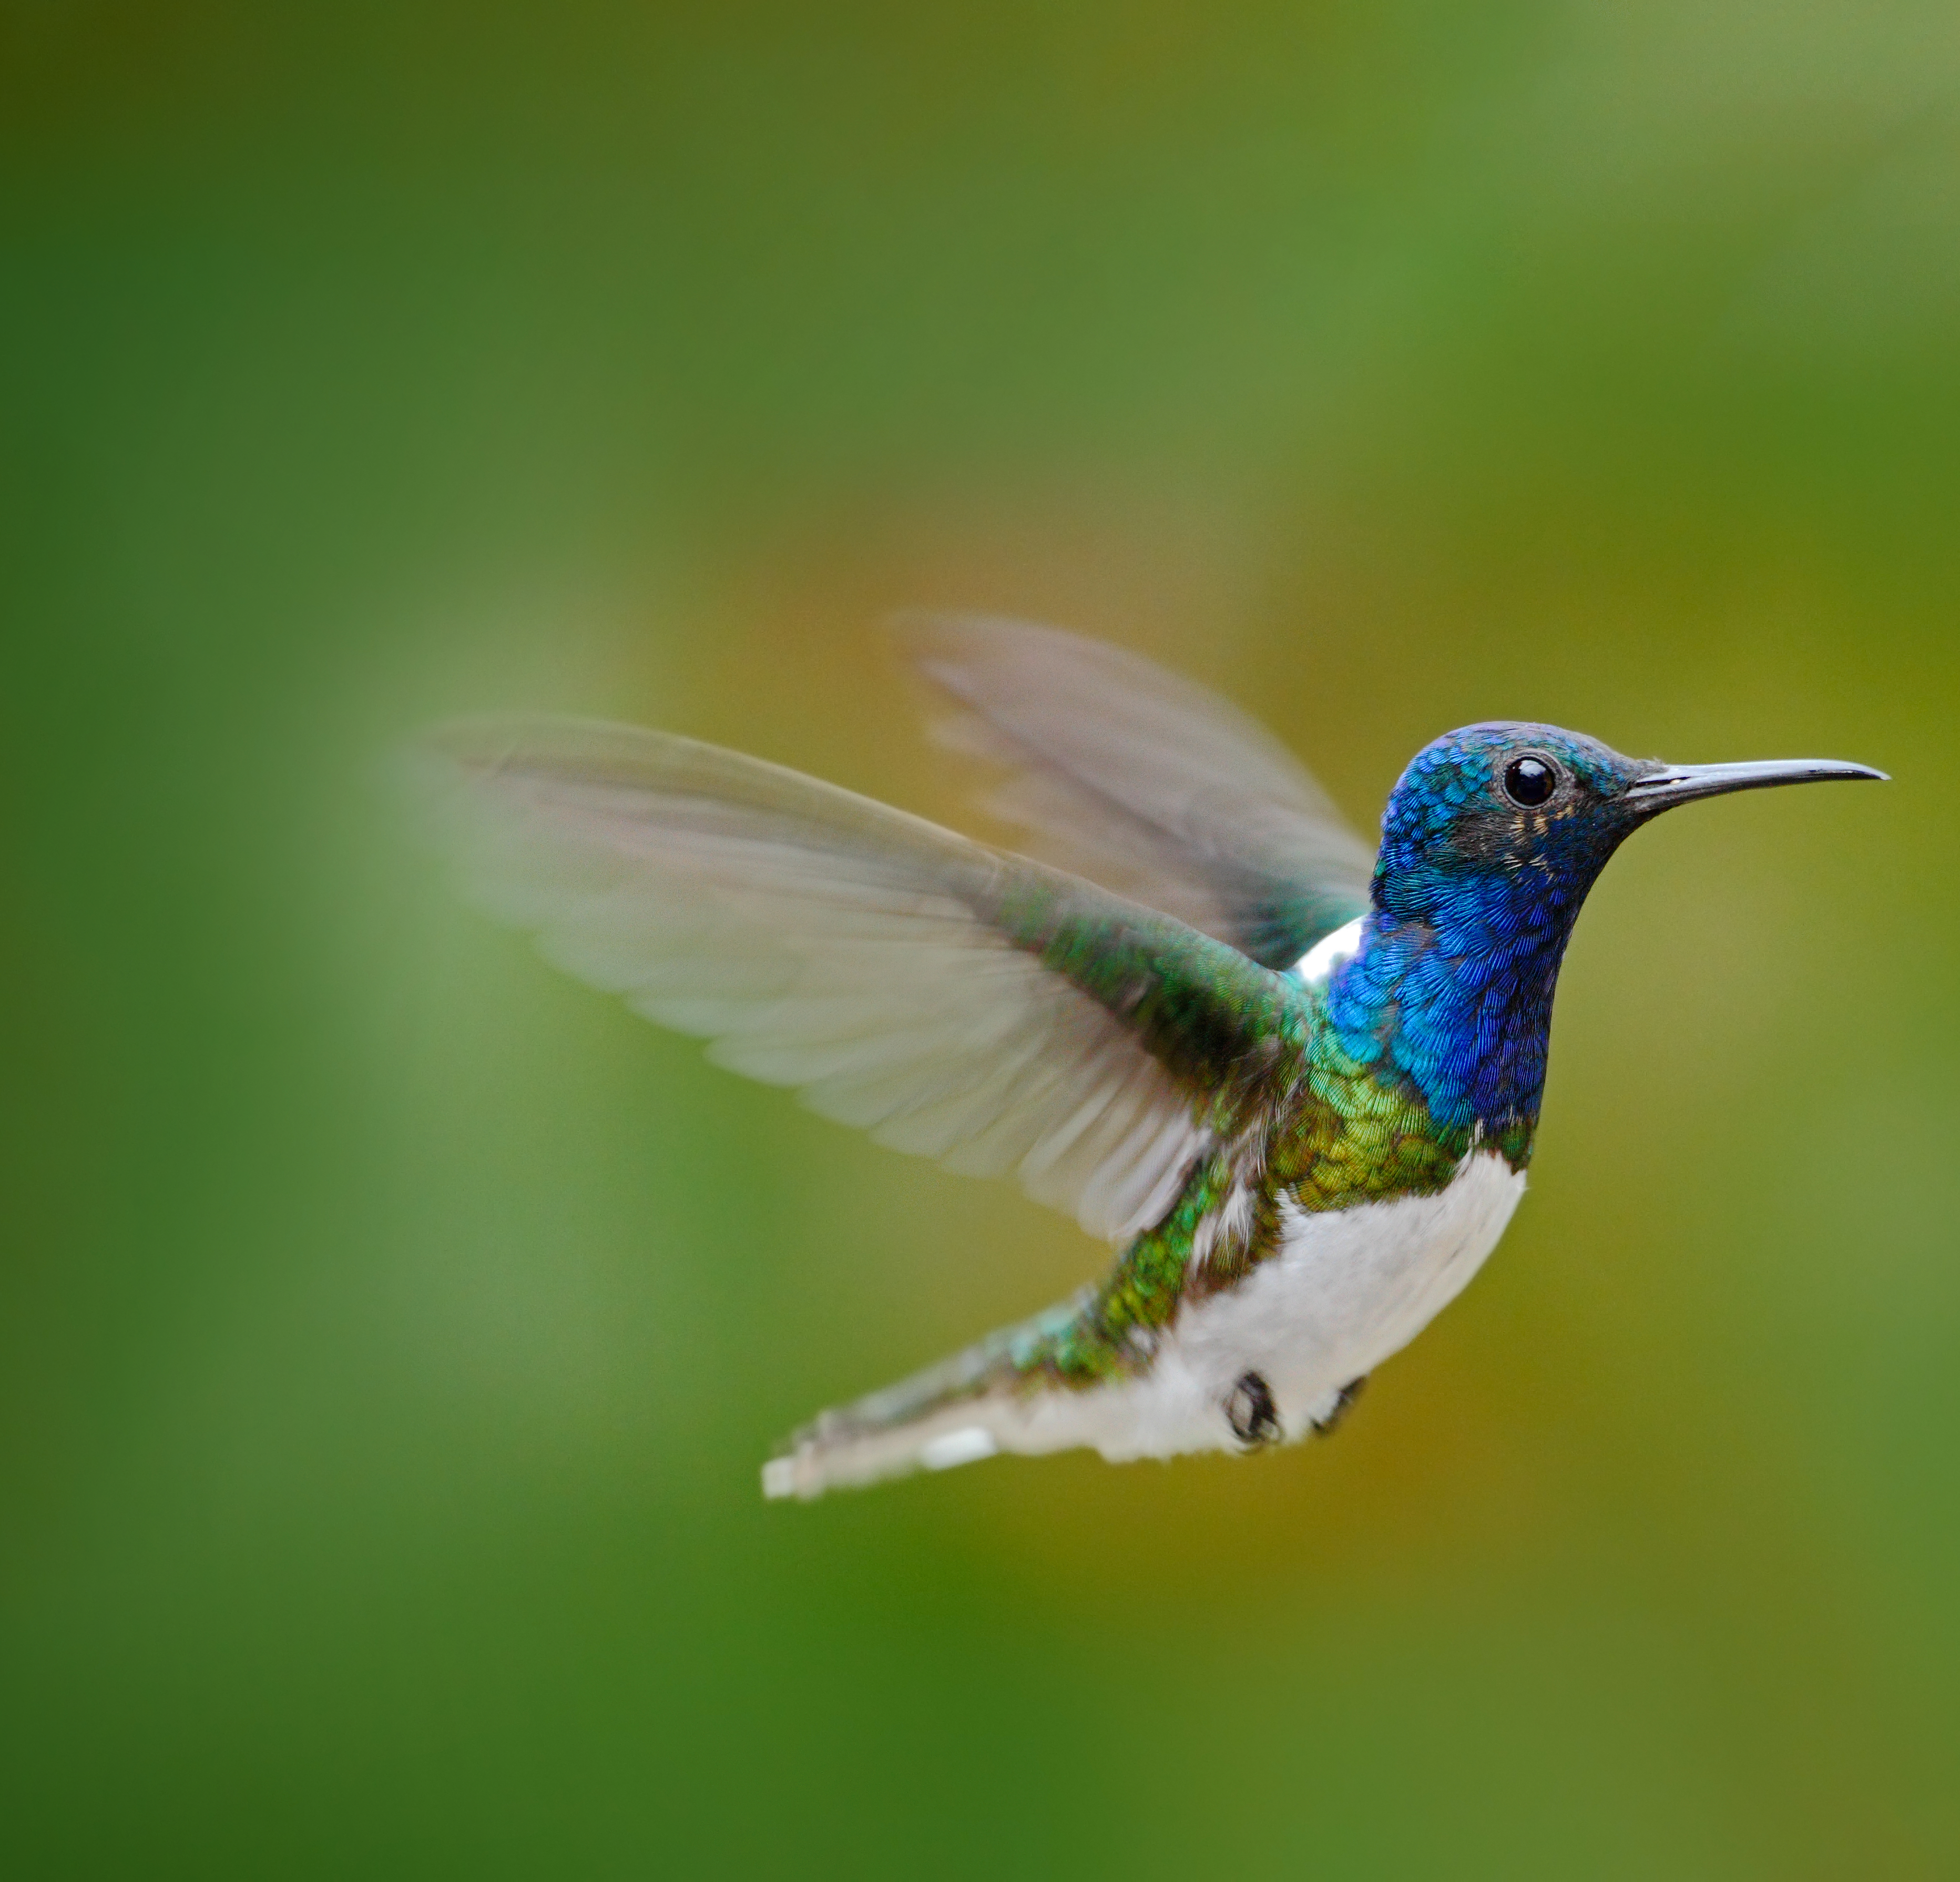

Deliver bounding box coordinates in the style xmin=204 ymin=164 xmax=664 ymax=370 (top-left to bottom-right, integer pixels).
xmin=1373 ymin=722 xmax=1883 ymax=948
xmin=1333 ymin=721 xmax=1882 ymax=1137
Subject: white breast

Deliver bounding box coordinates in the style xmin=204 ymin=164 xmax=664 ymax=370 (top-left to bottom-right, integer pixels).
xmin=772 ymin=1148 xmax=1529 ymax=1494
xmin=1177 ymin=1149 xmax=1526 ymax=1434
xmin=978 ymin=1149 xmax=1527 ymax=1467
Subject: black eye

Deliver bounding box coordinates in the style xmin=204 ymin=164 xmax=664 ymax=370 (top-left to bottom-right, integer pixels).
xmin=1504 ymin=756 xmax=1557 ymax=808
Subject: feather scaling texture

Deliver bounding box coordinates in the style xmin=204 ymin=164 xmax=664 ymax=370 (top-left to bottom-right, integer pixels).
xmin=413 ymin=717 xmax=1308 ymax=1244
xmin=903 ymin=613 xmax=1376 ymax=969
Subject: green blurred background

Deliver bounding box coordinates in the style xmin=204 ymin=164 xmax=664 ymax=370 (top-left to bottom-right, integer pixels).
xmin=3 ymin=3 xmax=1957 ymax=1875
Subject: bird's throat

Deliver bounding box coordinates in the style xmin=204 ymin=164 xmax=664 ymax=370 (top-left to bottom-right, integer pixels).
xmin=1324 ymin=905 xmax=1572 ymax=1146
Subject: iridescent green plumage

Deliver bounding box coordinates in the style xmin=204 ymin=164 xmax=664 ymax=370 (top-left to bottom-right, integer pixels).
xmin=801 ymin=976 xmax=1515 ymax=1425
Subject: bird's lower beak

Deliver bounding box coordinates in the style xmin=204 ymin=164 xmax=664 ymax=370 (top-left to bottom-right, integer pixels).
xmin=1622 ymin=756 xmax=1888 ymax=812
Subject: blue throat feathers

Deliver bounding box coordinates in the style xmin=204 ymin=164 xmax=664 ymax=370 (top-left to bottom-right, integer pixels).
xmin=1324 ymin=728 xmax=1638 ymax=1137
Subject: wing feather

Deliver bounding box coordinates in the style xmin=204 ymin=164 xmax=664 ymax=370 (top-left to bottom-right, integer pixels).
xmin=903 ymin=613 xmax=1376 ymax=969
xmin=414 ymin=717 xmax=1305 ymax=1243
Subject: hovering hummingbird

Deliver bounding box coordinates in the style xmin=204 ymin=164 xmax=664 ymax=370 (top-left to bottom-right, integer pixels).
xmin=419 ymin=617 xmax=1883 ymax=1499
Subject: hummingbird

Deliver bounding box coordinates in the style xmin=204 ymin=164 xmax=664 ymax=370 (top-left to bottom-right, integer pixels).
xmin=418 ymin=616 xmax=1884 ymax=1499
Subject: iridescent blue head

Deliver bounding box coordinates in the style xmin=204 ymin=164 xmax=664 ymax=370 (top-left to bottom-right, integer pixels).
xmin=1326 ymin=722 xmax=1883 ymax=1142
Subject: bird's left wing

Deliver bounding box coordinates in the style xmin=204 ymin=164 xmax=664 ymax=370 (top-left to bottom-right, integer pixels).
xmin=903 ymin=614 xmax=1377 ymax=971
xmin=414 ymin=718 xmax=1309 ymax=1244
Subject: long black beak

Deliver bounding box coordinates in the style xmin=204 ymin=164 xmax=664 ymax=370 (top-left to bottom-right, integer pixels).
xmin=1624 ymin=756 xmax=1888 ymax=813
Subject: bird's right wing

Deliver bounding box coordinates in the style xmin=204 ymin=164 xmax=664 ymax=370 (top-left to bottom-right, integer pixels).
xmin=413 ymin=717 xmax=1311 ymax=1245
xmin=904 ymin=614 xmax=1377 ymax=971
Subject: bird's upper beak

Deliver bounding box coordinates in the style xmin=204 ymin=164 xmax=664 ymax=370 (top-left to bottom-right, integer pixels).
xmin=1622 ymin=756 xmax=1887 ymax=813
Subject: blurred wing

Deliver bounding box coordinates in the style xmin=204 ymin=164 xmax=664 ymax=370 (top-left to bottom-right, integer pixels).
xmin=414 ymin=718 xmax=1307 ymax=1243
xmin=903 ymin=614 xmax=1377 ymax=970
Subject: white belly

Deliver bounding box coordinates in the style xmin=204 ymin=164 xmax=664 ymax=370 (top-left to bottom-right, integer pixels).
xmin=763 ymin=1149 xmax=1528 ymax=1496
xmin=999 ymin=1148 xmax=1527 ymax=1464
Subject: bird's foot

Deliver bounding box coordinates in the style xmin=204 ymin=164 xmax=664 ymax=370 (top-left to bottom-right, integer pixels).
xmin=1310 ymin=1375 xmax=1367 ymax=1436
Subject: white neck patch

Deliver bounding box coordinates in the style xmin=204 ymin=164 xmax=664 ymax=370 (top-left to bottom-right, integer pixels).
xmin=1292 ymin=915 xmax=1365 ymax=986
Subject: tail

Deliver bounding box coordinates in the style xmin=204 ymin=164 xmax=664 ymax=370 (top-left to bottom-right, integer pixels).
xmin=762 ymin=1292 xmax=1095 ymax=1501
